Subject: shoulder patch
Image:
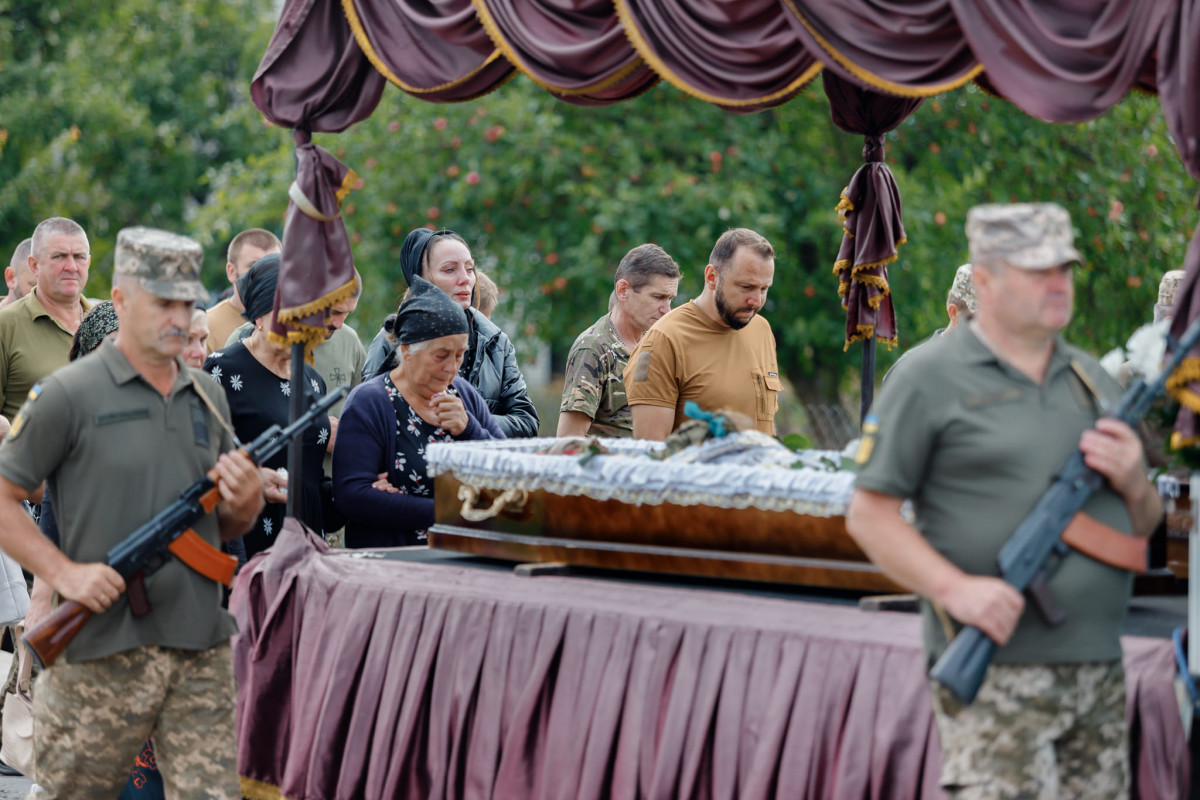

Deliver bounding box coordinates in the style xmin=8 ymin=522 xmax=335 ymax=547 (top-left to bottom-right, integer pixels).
xmin=7 ymin=384 xmax=42 ymax=440
xmin=633 ymin=351 xmax=652 ymax=382
xmin=854 ymin=414 xmax=879 ymax=465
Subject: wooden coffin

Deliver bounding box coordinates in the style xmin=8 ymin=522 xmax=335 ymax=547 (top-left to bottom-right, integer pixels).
xmin=426 ymin=438 xmax=903 ymax=592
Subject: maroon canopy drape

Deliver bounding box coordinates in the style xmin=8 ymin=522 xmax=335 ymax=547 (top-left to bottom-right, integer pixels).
xmin=252 ymin=0 xmax=1200 ymax=426
xmin=251 ymin=0 xmax=385 ymax=355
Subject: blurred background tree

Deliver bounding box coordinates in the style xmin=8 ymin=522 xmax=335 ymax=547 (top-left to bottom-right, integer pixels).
xmin=3 ymin=0 xmax=1196 ymax=433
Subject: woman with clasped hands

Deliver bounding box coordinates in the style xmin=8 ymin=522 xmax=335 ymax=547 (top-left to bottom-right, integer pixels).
xmin=333 ymin=277 xmax=504 ymax=548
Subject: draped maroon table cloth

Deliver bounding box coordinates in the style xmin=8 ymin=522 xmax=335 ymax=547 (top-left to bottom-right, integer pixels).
xmin=232 ymin=522 xmax=1187 ymax=800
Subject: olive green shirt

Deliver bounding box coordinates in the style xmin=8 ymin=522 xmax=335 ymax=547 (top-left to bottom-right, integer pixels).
xmin=560 ymin=313 xmax=633 ymax=437
xmin=855 ymin=325 xmax=1133 ymax=665
xmin=0 ymin=339 xmax=238 ymax=663
xmin=0 ymin=288 xmax=95 ymax=421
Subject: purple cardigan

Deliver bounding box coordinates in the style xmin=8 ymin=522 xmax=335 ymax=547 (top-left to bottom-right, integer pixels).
xmin=332 ymin=375 xmax=504 ymax=548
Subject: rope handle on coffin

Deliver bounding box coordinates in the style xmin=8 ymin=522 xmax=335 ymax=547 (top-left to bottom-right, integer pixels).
xmin=458 ymin=485 xmax=529 ymax=522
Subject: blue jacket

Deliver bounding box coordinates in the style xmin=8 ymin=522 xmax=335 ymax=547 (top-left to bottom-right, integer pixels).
xmin=332 ymin=374 xmax=504 ymax=548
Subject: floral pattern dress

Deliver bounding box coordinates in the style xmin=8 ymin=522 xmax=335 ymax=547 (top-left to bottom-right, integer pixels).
xmin=203 ymin=342 xmax=329 ymax=557
xmin=383 ymin=374 xmax=455 ymax=542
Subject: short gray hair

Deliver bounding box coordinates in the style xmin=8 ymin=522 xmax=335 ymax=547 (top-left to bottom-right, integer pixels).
xmin=614 ymin=244 xmax=681 ymax=291
xmin=31 ymin=217 xmax=87 ymax=260
xmin=8 ymin=238 xmax=31 ymax=269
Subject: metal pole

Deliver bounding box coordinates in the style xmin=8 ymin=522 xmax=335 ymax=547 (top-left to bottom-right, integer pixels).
xmin=286 ymin=341 xmax=305 ymax=519
xmin=860 ymin=336 xmax=876 ymax=426
xmin=1190 ymin=472 xmax=1200 ymax=798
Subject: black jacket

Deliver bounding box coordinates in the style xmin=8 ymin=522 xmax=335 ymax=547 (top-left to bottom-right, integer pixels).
xmin=362 ymin=310 xmax=540 ymax=438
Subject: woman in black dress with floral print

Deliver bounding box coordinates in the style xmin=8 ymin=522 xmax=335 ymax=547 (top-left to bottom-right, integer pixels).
xmin=203 ymin=254 xmax=332 ymax=558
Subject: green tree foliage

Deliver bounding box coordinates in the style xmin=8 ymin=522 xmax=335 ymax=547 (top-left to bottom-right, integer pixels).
xmin=3 ymin=0 xmax=1194 ymax=405
xmin=0 ymin=0 xmax=279 ymax=295
xmin=195 ymin=77 xmax=1196 ymax=402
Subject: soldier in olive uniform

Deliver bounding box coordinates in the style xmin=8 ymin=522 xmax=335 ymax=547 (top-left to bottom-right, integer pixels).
xmin=0 ymin=227 xmax=263 ymax=799
xmin=558 ymin=243 xmax=680 ymax=437
xmin=847 ymin=204 xmax=1162 ymax=799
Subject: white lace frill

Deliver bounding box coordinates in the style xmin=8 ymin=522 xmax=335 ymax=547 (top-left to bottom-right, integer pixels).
xmin=425 ymin=438 xmax=856 ymax=518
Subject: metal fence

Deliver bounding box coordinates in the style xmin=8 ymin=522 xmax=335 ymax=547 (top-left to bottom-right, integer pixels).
xmin=802 ymin=402 xmax=859 ymax=451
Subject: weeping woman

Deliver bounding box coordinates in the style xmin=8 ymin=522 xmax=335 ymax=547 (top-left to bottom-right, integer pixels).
xmin=334 ymin=277 xmax=503 ymax=548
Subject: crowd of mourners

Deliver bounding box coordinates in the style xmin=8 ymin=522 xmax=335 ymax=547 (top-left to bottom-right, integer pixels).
xmin=0 ymin=206 xmax=1164 ymax=798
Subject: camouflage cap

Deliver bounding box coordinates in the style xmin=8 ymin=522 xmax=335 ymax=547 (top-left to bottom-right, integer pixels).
xmin=965 ymin=203 xmax=1081 ymax=271
xmin=949 ymin=263 xmax=977 ymax=314
xmin=114 ymin=226 xmax=206 ymax=302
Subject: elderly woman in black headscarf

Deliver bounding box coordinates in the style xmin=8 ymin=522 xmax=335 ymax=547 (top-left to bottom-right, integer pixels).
xmin=361 ymin=228 xmax=539 ymax=437
xmin=202 ymin=254 xmax=336 ymax=558
xmin=334 ymin=277 xmax=504 ymax=548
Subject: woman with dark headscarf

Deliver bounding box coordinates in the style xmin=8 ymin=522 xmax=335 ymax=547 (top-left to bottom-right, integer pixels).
xmin=362 ymin=228 xmax=539 ymax=438
xmin=334 ymin=277 xmax=504 ymax=548
xmin=202 ymin=254 xmax=334 ymax=557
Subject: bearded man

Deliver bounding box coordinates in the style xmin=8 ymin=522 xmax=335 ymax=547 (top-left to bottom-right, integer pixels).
xmin=624 ymin=228 xmax=781 ymax=440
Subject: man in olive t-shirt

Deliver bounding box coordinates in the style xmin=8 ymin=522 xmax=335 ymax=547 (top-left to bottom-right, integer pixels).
xmin=624 ymin=228 xmax=780 ymax=440
xmin=0 ymin=217 xmax=96 ymax=421
xmin=0 ymin=227 xmax=263 ymax=799
xmin=847 ymin=204 xmax=1162 ymax=798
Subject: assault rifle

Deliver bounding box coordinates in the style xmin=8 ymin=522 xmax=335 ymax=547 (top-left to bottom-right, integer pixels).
xmin=23 ymin=386 xmax=348 ymax=668
xmin=930 ymin=317 xmax=1200 ymax=704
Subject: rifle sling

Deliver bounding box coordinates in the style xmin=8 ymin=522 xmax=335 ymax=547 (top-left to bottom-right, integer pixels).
xmin=187 ymin=371 xmax=238 ymax=443
xmin=1061 ymin=512 xmax=1146 ymax=573
xmin=167 ymin=529 xmax=238 ymax=587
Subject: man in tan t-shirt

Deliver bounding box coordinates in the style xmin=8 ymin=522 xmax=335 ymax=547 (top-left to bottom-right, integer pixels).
xmin=205 ymin=228 xmax=281 ymax=354
xmin=624 ymin=228 xmax=781 ymax=440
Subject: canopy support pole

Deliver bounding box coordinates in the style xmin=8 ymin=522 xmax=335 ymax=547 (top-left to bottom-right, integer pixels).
xmin=860 ymin=337 xmax=876 ymax=426
xmin=287 ymin=342 xmax=305 ymax=519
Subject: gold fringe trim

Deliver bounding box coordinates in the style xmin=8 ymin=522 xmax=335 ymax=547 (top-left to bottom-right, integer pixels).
xmin=1165 ymin=357 xmax=1200 ymax=392
xmin=241 ymin=775 xmax=300 ymax=800
xmin=780 ymin=0 xmax=984 ymax=97
xmin=832 ymin=258 xmax=850 ymax=276
xmin=1169 ymin=384 xmax=1200 ymax=416
xmin=844 ymin=325 xmax=898 ymax=351
xmin=472 ymin=0 xmax=646 ymax=96
xmin=836 ymin=191 xmax=854 ymax=213
xmin=272 ymin=277 xmax=361 ymax=363
xmin=334 ymin=168 xmax=358 ymax=206
xmin=613 ymin=0 xmax=823 ymax=107
xmin=1171 ymin=431 xmax=1200 ymax=450
xmin=341 ymin=0 xmax=509 ymax=96
xmin=855 ymin=272 xmax=890 ymax=292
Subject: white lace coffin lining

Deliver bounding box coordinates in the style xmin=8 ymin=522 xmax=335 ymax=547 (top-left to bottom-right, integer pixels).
xmin=426 ymin=438 xmax=855 ymax=518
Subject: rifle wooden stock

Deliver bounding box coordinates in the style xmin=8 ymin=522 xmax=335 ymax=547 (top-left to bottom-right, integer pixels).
xmin=23 ymin=600 xmax=93 ymax=669
xmin=17 ymin=387 xmax=347 ymax=670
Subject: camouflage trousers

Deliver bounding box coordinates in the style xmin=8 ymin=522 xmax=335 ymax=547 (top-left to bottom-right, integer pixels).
xmin=930 ymin=661 xmax=1128 ymax=799
xmin=30 ymin=641 xmax=239 ymax=800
